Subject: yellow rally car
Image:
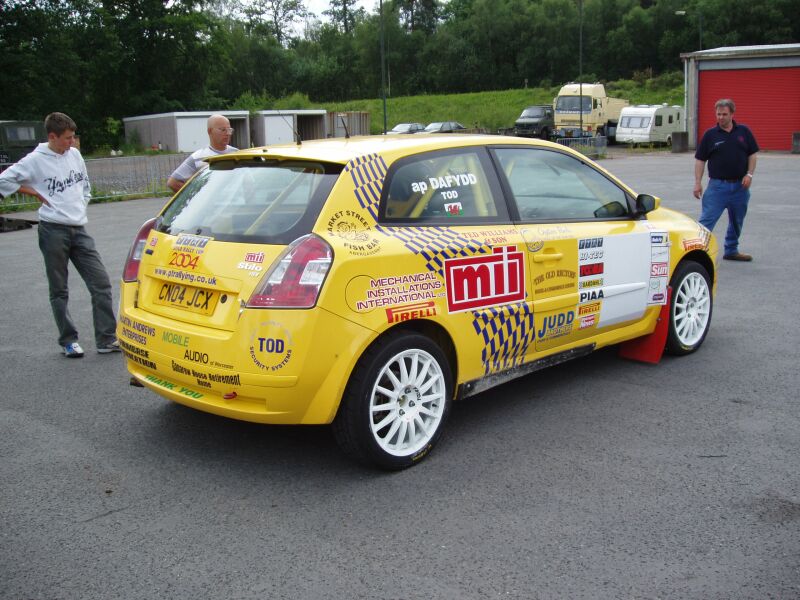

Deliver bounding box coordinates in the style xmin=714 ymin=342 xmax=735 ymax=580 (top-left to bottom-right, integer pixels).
xmin=120 ymin=135 xmax=717 ymax=469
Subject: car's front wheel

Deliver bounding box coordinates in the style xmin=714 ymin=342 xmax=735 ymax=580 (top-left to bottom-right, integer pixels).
xmin=333 ymin=332 xmax=452 ymax=470
xmin=666 ymin=260 xmax=712 ymax=355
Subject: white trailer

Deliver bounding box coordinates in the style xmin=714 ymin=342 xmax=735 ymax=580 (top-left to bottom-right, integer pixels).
xmin=616 ymin=104 xmax=685 ymax=146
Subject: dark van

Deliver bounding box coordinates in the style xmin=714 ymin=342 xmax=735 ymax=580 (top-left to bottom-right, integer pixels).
xmin=513 ymin=105 xmax=554 ymax=139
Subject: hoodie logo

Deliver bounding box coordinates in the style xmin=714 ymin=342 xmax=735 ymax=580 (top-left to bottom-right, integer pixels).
xmin=45 ymin=170 xmax=85 ymax=197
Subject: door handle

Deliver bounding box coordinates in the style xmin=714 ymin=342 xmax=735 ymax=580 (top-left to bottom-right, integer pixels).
xmin=533 ymin=252 xmax=563 ymax=263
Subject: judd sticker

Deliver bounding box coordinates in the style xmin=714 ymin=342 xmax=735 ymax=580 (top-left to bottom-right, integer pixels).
xmin=249 ymin=321 xmax=293 ymax=371
xmin=537 ymin=311 xmax=574 ymax=340
xmin=326 ymin=210 xmax=381 ymax=256
xmin=445 ymin=246 xmax=525 ymax=313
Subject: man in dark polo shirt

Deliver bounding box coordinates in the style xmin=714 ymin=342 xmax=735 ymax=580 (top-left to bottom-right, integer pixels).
xmin=693 ymin=98 xmax=759 ymax=261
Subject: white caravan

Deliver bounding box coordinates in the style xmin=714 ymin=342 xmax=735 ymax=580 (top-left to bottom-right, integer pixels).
xmin=617 ymin=104 xmax=685 ymax=146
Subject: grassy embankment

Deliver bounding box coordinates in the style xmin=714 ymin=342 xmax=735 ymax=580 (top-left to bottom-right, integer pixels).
xmin=316 ymin=72 xmax=684 ymax=134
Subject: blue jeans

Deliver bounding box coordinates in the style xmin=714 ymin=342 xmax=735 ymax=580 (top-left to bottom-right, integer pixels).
xmin=38 ymin=221 xmax=117 ymax=347
xmin=699 ymin=178 xmax=750 ymax=256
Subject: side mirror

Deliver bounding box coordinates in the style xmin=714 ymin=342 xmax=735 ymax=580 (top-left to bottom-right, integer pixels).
xmin=634 ymin=193 xmax=660 ymax=217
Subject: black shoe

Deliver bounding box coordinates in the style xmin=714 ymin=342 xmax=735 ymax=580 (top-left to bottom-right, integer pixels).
xmin=723 ymin=252 xmax=753 ymax=261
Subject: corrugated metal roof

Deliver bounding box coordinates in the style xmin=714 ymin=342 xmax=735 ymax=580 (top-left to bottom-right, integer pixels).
xmin=123 ymin=110 xmax=251 ymax=123
xmin=681 ymin=43 xmax=800 ymax=60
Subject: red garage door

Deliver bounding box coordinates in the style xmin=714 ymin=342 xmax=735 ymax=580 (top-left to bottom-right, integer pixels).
xmin=698 ymin=66 xmax=800 ymax=151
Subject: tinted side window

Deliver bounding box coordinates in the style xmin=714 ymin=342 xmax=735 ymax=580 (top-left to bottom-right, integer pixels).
xmin=381 ymin=148 xmax=507 ymax=223
xmin=493 ymin=147 xmax=631 ymax=221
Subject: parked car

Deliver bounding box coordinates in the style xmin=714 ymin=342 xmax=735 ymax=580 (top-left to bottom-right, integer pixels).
xmin=514 ymin=105 xmax=554 ymax=139
xmin=120 ymin=135 xmax=717 ymax=470
xmin=387 ymin=122 xmax=425 ymax=134
xmin=421 ymin=121 xmax=466 ymax=134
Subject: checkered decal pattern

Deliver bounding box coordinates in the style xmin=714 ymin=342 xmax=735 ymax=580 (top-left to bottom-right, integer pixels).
xmin=473 ymin=303 xmax=535 ymax=375
xmin=385 ymin=225 xmax=486 ymax=273
xmin=344 ymin=156 xmax=535 ymax=375
xmin=344 ymin=153 xmax=387 ymax=221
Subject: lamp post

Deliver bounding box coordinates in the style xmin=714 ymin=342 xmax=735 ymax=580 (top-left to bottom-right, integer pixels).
xmin=579 ymin=0 xmax=583 ymax=137
xmin=380 ymin=0 xmax=387 ymax=134
xmin=675 ymin=10 xmax=703 ymax=51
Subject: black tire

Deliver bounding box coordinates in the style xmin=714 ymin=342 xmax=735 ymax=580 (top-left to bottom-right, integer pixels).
xmin=540 ymin=127 xmax=550 ymax=140
xmin=666 ymin=260 xmax=713 ymax=356
xmin=332 ymin=331 xmax=452 ymax=470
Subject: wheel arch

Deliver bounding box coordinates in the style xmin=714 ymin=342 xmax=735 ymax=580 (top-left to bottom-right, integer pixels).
xmin=330 ymin=319 xmax=457 ymax=468
xmin=676 ymin=250 xmax=715 ymax=287
xmin=340 ymin=319 xmax=458 ymax=404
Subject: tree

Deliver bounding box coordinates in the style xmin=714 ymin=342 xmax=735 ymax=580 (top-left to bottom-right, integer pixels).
xmin=396 ymin=0 xmax=440 ymax=34
xmin=324 ymin=0 xmax=365 ymax=34
xmin=240 ymin=0 xmax=308 ymax=45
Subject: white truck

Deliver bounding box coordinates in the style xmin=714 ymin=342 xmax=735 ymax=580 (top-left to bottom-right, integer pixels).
xmin=553 ymin=83 xmax=629 ymax=140
xmin=616 ymin=104 xmax=685 ymax=146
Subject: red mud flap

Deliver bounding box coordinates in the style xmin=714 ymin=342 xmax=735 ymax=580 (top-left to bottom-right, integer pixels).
xmin=618 ymin=287 xmax=672 ymax=364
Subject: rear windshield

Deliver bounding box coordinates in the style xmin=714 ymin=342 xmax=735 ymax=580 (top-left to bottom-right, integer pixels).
xmin=157 ymin=159 xmax=341 ymax=244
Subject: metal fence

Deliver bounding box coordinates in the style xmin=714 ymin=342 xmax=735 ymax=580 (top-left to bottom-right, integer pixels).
xmin=554 ymin=135 xmax=608 ymax=159
xmin=0 ymin=153 xmax=189 ymax=212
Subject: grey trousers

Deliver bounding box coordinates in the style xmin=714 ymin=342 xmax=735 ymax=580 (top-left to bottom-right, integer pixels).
xmin=37 ymin=220 xmax=117 ymax=347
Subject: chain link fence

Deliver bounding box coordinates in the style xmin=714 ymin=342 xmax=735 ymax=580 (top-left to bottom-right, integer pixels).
xmin=0 ymin=153 xmax=189 ymax=213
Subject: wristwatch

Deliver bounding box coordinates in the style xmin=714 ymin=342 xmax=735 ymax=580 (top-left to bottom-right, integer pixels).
xmin=745 ymin=173 xmax=753 ymax=178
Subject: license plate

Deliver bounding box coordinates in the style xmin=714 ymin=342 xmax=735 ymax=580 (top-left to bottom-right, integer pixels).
xmin=154 ymin=282 xmax=218 ymax=315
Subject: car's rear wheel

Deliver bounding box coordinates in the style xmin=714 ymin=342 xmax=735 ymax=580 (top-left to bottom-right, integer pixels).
xmin=333 ymin=332 xmax=452 ymax=470
xmin=666 ymin=260 xmax=712 ymax=355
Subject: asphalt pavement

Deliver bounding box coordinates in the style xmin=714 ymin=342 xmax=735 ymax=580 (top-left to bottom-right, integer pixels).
xmin=1 ymin=150 xmax=798 ymax=599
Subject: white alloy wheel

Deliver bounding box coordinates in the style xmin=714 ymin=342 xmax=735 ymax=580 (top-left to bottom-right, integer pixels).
xmin=672 ymin=271 xmax=711 ymax=346
xmin=666 ymin=260 xmax=713 ymax=355
xmin=333 ymin=332 xmax=452 ymax=469
xmin=369 ymin=348 xmax=447 ymax=457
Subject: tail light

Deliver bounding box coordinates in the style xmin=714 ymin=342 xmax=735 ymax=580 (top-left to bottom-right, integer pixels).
xmin=123 ymin=217 xmax=157 ymax=282
xmin=247 ymin=234 xmax=332 ymax=308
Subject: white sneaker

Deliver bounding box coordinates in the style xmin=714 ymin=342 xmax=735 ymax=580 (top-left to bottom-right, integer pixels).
xmin=64 ymin=342 xmax=85 ymax=358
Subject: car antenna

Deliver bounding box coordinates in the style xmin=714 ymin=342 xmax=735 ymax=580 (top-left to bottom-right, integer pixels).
xmin=339 ymin=114 xmax=350 ymax=139
xmin=276 ymin=110 xmax=302 ymax=146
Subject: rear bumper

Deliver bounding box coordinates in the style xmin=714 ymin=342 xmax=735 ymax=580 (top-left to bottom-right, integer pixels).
xmin=118 ymin=283 xmax=375 ymax=424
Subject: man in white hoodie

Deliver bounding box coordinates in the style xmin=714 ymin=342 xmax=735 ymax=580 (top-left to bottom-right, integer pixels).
xmin=0 ymin=112 xmax=119 ymax=358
